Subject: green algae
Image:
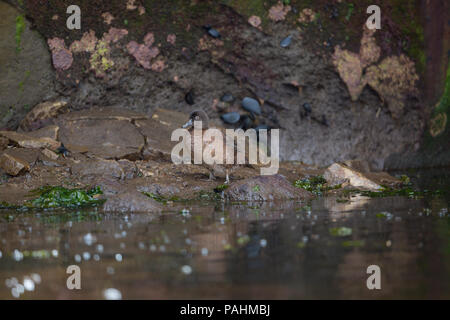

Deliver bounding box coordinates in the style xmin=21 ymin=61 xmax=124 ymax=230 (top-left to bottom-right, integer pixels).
xmin=329 ymin=227 xmax=352 ymax=237
xmin=15 ymin=15 xmax=25 ymax=53
xmin=294 ymin=175 xmax=341 ymax=196
xmin=29 ymin=186 xmax=104 ymax=209
xmin=143 ymin=192 xmax=180 ymax=204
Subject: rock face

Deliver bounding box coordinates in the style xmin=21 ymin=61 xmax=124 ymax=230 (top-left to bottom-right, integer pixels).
xmin=0 ymin=2 xmax=56 ymax=130
xmin=102 ymin=190 xmax=162 ymax=213
xmin=324 ymin=162 xmax=401 ymax=191
xmin=225 ymin=174 xmax=312 ymax=201
xmin=56 ymin=108 xmax=146 ymax=159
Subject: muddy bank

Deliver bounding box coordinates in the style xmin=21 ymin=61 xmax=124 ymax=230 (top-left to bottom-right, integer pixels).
xmin=1 ymin=0 xmax=440 ymax=169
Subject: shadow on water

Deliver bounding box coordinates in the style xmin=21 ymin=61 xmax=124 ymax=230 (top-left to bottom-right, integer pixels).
xmin=0 ymin=168 xmax=449 ymax=299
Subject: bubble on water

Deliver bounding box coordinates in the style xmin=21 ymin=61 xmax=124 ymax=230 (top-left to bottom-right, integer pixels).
xmin=201 ymin=248 xmax=208 ymax=256
xmin=115 ymin=253 xmax=122 ymax=262
xmin=302 ymin=236 xmax=309 ymax=243
xmin=23 ymin=277 xmax=35 ymax=291
xmin=159 ymin=245 xmax=166 ymax=252
xmin=83 ymin=233 xmax=96 ymax=246
xmin=83 ymin=252 xmax=91 ymax=261
xmin=74 ymin=254 xmax=82 ymax=263
xmin=386 ymin=240 xmax=392 ymax=247
xmin=6 ymin=277 xmax=18 ymax=288
xmin=138 ymin=242 xmax=146 ymax=250
xmin=260 ymin=239 xmax=267 ymax=248
xmin=106 ymin=266 xmax=115 ymax=275
xmin=0 ymin=250 xmax=2 ymax=259
xmin=150 ymin=244 xmax=156 ymax=252
xmin=185 ymin=238 xmax=192 ymax=245
xmin=52 ymin=249 xmax=59 ymax=258
xmin=220 ymin=217 xmax=225 ymax=224
xmin=120 ymin=243 xmax=126 ymax=249
xmin=16 ymin=284 xmax=25 ymax=294
xmin=31 ymin=273 xmax=41 ymax=284
xmin=13 ymin=249 xmax=23 ymax=262
xmin=93 ymin=254 xmax=100 ymax=261
xmin=103 ymin=288 xmax=122 ymax=300
xmin=181 ymin=265 xmax=192 ymax=275
xmin=11 ymin=287 xmax=20 ymax=298
xmin=96 ymin=244 xmax=104 ymax=253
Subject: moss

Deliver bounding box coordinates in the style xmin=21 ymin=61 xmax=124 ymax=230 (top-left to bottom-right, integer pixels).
xmin=329 ymin=227 xmax=352 ymax=237
xmin=294 ymin=175 xmax=341 ymax=196
xmin=28 ymin=186 xmax=104 ymax=209
xmin=15 ymin=15 xmax=25 ymax=53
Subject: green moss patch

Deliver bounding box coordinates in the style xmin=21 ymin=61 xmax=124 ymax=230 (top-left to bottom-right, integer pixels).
xmin=28 ymin=186 xmax=104 ymax=209
xmin=294 ymin=175 xmax=341 ymax=196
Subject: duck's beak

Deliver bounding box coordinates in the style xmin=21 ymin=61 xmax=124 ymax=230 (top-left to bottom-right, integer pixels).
xmin=182 ymin=118 xmax=193 ymax=129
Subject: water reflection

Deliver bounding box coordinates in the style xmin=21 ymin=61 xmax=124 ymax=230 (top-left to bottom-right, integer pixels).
xmin=0 ymin=182 xmax=449 ymax=299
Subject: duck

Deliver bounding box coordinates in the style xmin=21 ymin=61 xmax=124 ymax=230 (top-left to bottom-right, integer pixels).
xmin=182 ymin=110 xmax=257 ymax=184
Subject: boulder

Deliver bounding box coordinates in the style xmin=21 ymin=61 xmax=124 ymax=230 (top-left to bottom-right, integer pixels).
xmin=56 ymin=109 xmax=146 ymax=159
xmin=324 ymin=162 xmax=401 ymax=190
xmin=102 ymin=190 xmax=162 ymax=213
xmin=0 ymin=130 xmax=60 ymax=150
xmin=27 ymin=125 xmax=59 ymax=140
xmin=19 ymin=101 xmax=67 ymax=131
xmin=0 ymin=148 xmax=39 ymax=175
xmin=70 ymin=158 xmax=124 ymax=179
xmin=225 ymin=174 xmax=313 ymax=201
xmin=0 ymin=2 xmax=56 ymax=129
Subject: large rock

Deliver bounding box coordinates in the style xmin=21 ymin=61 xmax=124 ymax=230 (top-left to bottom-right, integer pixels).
xmin=0 ymin=130 xmax=60 ymax=150
xmin=102 ymin=190 xmax=162 ymax=213
xmin=136 ymin=108 xmax=189 ymax=160
xmin=0 ymin=2 xmax=56 ymax=129
xmin=0 ymin=148 xmax=39 ymax=175
xmin=324 ymin=162 xmax=401 ymax=190
xmin=19 ymin=101 xmax=67 ymax=131
xmin=70 ymin=158 xmax=125 ymax=180
xmin=225 ymin=174 xmax=313 ymax=201
xmin=56 ymin=108 xmax=146 ymax=159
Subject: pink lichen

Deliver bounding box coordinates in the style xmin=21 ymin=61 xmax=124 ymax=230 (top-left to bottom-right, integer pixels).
xmin=268 ymin=1 xmax=291 ymax=22
xmin=167 ymin=34 xmax=176 ymax=45
xmin=248 ymin=15 xmax=262 ymax=28
xmin=143 ymin=32 xmax=155 ymax=47
xmin=70 ymin=30 xmax=98 ymax=53
xmin=47 ymin=38 xmax=73 ymax=71
xmin=151 ymin=58 xmax=166 ymax=72
xmin=138 ymin=5 xmax=146 ymax=15
xmin=102 ymin=12 xmax=115 ymax=25
xmin=198 ymin=35 xmax=224 ymax=52
xmin=298 ymin=8 xmax=316 ymax=23
xmin=126 ymin=0 xmax=137 ymax=10
xmin=103 ymin=28 xmax=129 ymax=43
xmin=127 ymin=41 xmax=160 ymax=69
xmin=359 ymin=26 xmax=381 ymax=68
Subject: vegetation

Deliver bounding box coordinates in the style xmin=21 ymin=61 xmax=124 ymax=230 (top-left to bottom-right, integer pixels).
xmin=29 ymin=186 xmax=104 ymax=209
xmin=15 ymin=15 xmax=25 ymax=53
xmin=294 ymin=175 xmax=340 ymax=196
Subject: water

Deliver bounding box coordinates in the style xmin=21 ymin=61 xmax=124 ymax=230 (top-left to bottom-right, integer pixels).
xmin=0 ymin=170 xmax=449 ymax=299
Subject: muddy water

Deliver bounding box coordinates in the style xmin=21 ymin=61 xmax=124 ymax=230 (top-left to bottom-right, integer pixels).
xmin=0 ymin=171 xmax=449 ymax=299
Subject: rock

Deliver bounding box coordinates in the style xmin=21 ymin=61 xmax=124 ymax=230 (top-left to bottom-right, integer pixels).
xmin=342 ymin=159 xmax=371 ymax=173
xmin=102 ymin=190 xmax=162 ymax=213
xmin=20 ymin=101 xmax=67 ymax=132
xmin=0 ymin=137 xmax=8 ymax=151
xmin=136 ymin=108 xmax=189 ymax=160
xmin=280 ymin=35 xmax=292 ymax=48
xmin=323 ymin=162 xmax=392 ymax=190
xmin=71 ymin=158 xmax=124 ymax=180
xmin=27 ymin=125 xmax=59 ymax=140
xmin=221 ymin=112 xmax=241 ymax=124
xmin=0 ymin=130 xmax=60 ymax=150
xmin=220 ymin=93 xmax=235 ymax=103
xmin=185 ymin=90 xmax=195 ymax=105
xmin=41 ymin=148 xmax=59 ymax=160
xmin=0 ymin=2 xmax=56 ymax=129
xmin=242 ymin=97 xmax=261 ymax=115
xmin=0 ymin=148 xmax=39 ymax=176
xmin=225 ymin=174 xmax=313 ymax=201
xmin=56 ymin=108 xmax=145 ymax=159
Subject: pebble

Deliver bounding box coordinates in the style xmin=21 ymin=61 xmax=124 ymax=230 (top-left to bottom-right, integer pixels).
xmin=220 ymin=93 xmax=234 ymax=103
xmin=242 ymin=97 xmax=261 ymax=115
xmin=221 ymin=112 xmax=241 ymax=124
xmin=185 ymin=90 xmax=194 ymax=105
xmin=103 ymin=288 xmax=122 ymax=300
xmin=303 ymin=102 xmax=312 ymax=114
xmin=204 ymin=25 xmax=221 ymax=38
xmin=280 ymin=35 xmax=292 ymax=48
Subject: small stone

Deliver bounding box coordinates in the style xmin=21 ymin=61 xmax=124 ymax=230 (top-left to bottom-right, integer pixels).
xmin=0 ymin=152 xmax=30 ymax=176
xmin=220 ymin=93 xmax=235 ymax=103
xmin=280 ymin=35 xmax=292 ymax=48
xmin=220 ymin=112 xmax=241 ymax=124
xmin=204 ymin=26 xmax=220 ymax=39
xmin=242 ymin=97 xmax=261 ymax=115
xmin=41 ymin=148 xmax=59 ymax=160
xmin=302 ymin=102 xmax=312 ymax=114
xmin=185 ymin=90 xmax=195 ymax=105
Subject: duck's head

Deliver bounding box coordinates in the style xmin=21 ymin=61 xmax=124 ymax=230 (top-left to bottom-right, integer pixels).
xmin=182 ymin=110 xmax=209 ymax=129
